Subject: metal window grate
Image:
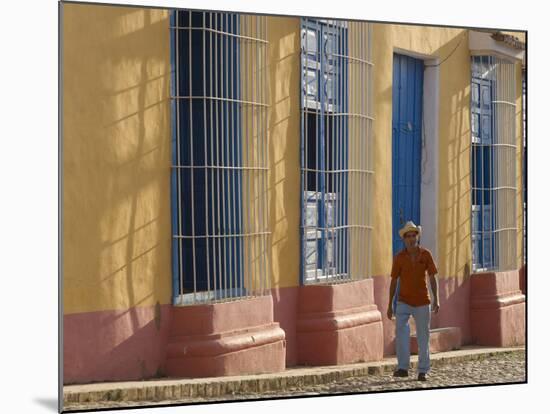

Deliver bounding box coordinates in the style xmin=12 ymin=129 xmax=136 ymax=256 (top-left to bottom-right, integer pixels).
xmin=300 ymin=18 xmax=374 ymax=284
xmin=170 ymin=10 xmax=269 ymax=305
xmin=471 ymin=55 xmax=517 ymax=272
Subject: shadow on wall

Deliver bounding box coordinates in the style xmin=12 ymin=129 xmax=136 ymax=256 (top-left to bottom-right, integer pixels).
xmin=432 ymin=33 xmax=472 ymax=279
xmin=266 ymin=19 xmax=301 ymax=366
xmin=421 ymin=33 xmax=473 ymax=343
xmin=267 ymin=26 xmax=300 ymax=288
xmin=63 ymin=4 xmax=172 ymax=382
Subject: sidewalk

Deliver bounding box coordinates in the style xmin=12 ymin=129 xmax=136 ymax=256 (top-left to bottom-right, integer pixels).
xmin=63 ymin=346 xmax=525 ymax=411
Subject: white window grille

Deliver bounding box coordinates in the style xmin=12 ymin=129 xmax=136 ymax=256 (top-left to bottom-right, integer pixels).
xmin=170 ymin=10 xmax=269 ymax=305
xmin=471 ymin=55 xmax=517 ymax=272
xmin=300 ymin=18 xmax=374 ymax=284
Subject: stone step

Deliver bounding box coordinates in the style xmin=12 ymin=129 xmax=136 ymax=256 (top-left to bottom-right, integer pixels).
xmin=411 ymin=327 xmax=462 ymax=354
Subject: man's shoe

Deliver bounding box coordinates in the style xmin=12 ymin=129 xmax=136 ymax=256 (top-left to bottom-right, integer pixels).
xmin=393 ymin=369 xmax=409 ymax=378
xmin=417 ymin=373 xmax=427 ymax=381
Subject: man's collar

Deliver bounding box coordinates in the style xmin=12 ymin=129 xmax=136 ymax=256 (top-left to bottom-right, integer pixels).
xmin=402 ymin=245 xmax=423 ymax=255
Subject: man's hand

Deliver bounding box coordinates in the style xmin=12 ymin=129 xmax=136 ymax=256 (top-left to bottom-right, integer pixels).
xmin=387 ymin=305 xmax=394 ymax=320
xmin=432 ymin=302 xmax=440 ymax=314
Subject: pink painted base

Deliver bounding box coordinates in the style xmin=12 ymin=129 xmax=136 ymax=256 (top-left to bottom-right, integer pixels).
xmin=410 ymin=327 xmax=462 ymax=354
xmin=470 ymin=270 xmax=526 ymax=347
xmin=63 ymin=304 xmax=172 ymax=385
xmin=166 ymin=295 xmax=286 ymax=378
xmin=65 ymin=269 xmax=517 ymax=384
xmin=270 ymin=287 xmax=299 ymax=366
xmin=296 ymin=279 xmax=384 ymax=366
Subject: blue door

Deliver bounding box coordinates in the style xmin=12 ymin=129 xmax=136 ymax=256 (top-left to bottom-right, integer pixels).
xmin=391 ymin=54 xmax=423 ymax=309
xmin=392 ymin=54 xmax=424 ymax=255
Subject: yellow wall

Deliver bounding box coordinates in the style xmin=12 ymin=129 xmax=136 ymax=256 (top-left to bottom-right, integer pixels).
xmin=63 ymin=3 xmax=172 ymax=314
xmin=371 ymin=24 xmax=525 ymax=277
xmin=63 ymin=3 xmax=526 ymax=310
xmin=266 ymin=16 xmax=302 ymax=289
xmin=371 ymin=24 xmax=473 ymax=278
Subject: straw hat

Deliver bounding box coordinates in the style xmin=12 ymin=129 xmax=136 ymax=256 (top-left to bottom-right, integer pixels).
xmin=399 ymin=220 xmax=422 ymax=239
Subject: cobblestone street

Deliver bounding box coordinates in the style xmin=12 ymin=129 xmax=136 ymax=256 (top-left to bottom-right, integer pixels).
xmin=223 ymin=350 xmax=526 ymax=399
xmin=64 ymin=349 xmax=525 ymax=411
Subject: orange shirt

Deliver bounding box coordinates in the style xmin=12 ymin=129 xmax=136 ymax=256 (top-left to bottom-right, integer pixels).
xmin=391 ymin=246 xmax=438 ymax=307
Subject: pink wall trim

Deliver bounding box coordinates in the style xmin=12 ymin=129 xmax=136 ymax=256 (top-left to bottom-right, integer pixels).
xmin=64 ymin=270 xmax=522 ymax=384
xmin=470 ymin=269 xmax=526 ymax=347
xmin=269 ymin=287 xmax=299 ymax=366
xmin=411 ymin=327 xmax=462 ymax=354
xmin=63 ymin=304 xmax=172 ymax=385
xmin=166 ymin=295 xmax=286 ymax=378
xmin=296 ymin=279 xmax=384 ymax=365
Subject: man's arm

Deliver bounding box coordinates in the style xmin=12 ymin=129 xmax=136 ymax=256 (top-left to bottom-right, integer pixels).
xmin=387 ymin=277 xmax=398 ymax=319
xmin=387 ymin=256 xmax=400 ymax=319
xmin=429 ymin=273 xmax=440 ymax=313
xmin=426 ymin=251 xmax=440 ymax=313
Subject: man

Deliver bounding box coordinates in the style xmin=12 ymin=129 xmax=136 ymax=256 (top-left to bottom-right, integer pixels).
xmin=387 ymin=221 xmax=440 ymax=381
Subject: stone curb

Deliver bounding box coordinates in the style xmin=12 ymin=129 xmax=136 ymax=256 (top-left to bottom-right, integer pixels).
xmin=63 ymin=346 xmax=524 ymax=409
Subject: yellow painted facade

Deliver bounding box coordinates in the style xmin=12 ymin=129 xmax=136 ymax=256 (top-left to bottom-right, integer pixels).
xmin=371 ymin=24 xmax=524 ymax=278
xmin=63 ymin=3 xmax=172 ymax=314
xmin=266 ymin=16 xmax=302 ymax=289
xmin=63 ymin=3 xmax=525 ymax=313
xmin=371 ymin=24 xmax=474 ymax=278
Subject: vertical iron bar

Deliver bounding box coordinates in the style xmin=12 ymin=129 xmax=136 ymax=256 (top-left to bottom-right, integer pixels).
xmin=215 ymin=12 xmax=223 ymax=299
xmin=262 ymin=17 xmax=269 ymax=293
xmin=203 ymin=12 xmax=211 ymax=297
xmin=175 ymin=10 xmax=184 ymax=303
xmin=255 ymin=15 xmax=262 ymax=295
xmin=188 ymin=11 xmax=198 ymax=303
xmin=336 ymin=20 xmax=341 ymax=281
xmin=209 ymin=12 xmax=217 ymax=296
xmin=230 ymin=13 xmax=236 ymax=298
xmin=245 ymin=15 xmax=252 ymax=296
xmin=223 ymin=12 xmax=229 ymax=299
xmin=368 ymin=22 xmax=373 ymax=279
xmin=237 ymin=15 xmax=244 ymax=298
xmin=300 ymin=18 xmax=308 ymax=284
xmin=333 ymin=21 xmax=338 ymax=281
xmin=319 ymin=18 xmax=326 ymax=283
xmin=480 ymin=57 xmax=493 ymax=267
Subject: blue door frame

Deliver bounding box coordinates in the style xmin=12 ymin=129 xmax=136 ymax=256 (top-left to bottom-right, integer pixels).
xmin=391 ymin=53 xmax=424 ymax=308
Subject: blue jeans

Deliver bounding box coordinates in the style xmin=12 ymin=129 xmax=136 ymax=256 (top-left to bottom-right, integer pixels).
xmin=395 ymin=301 xmax=431 ymax=374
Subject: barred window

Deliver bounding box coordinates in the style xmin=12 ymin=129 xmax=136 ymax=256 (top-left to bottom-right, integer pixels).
xmin=471 ymin=55 xmax=517 ymax=272
xmin=170 ymin=10 xmax=269 ymax=305
xmin=300 ymin=18 xmax=374 ymax=284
